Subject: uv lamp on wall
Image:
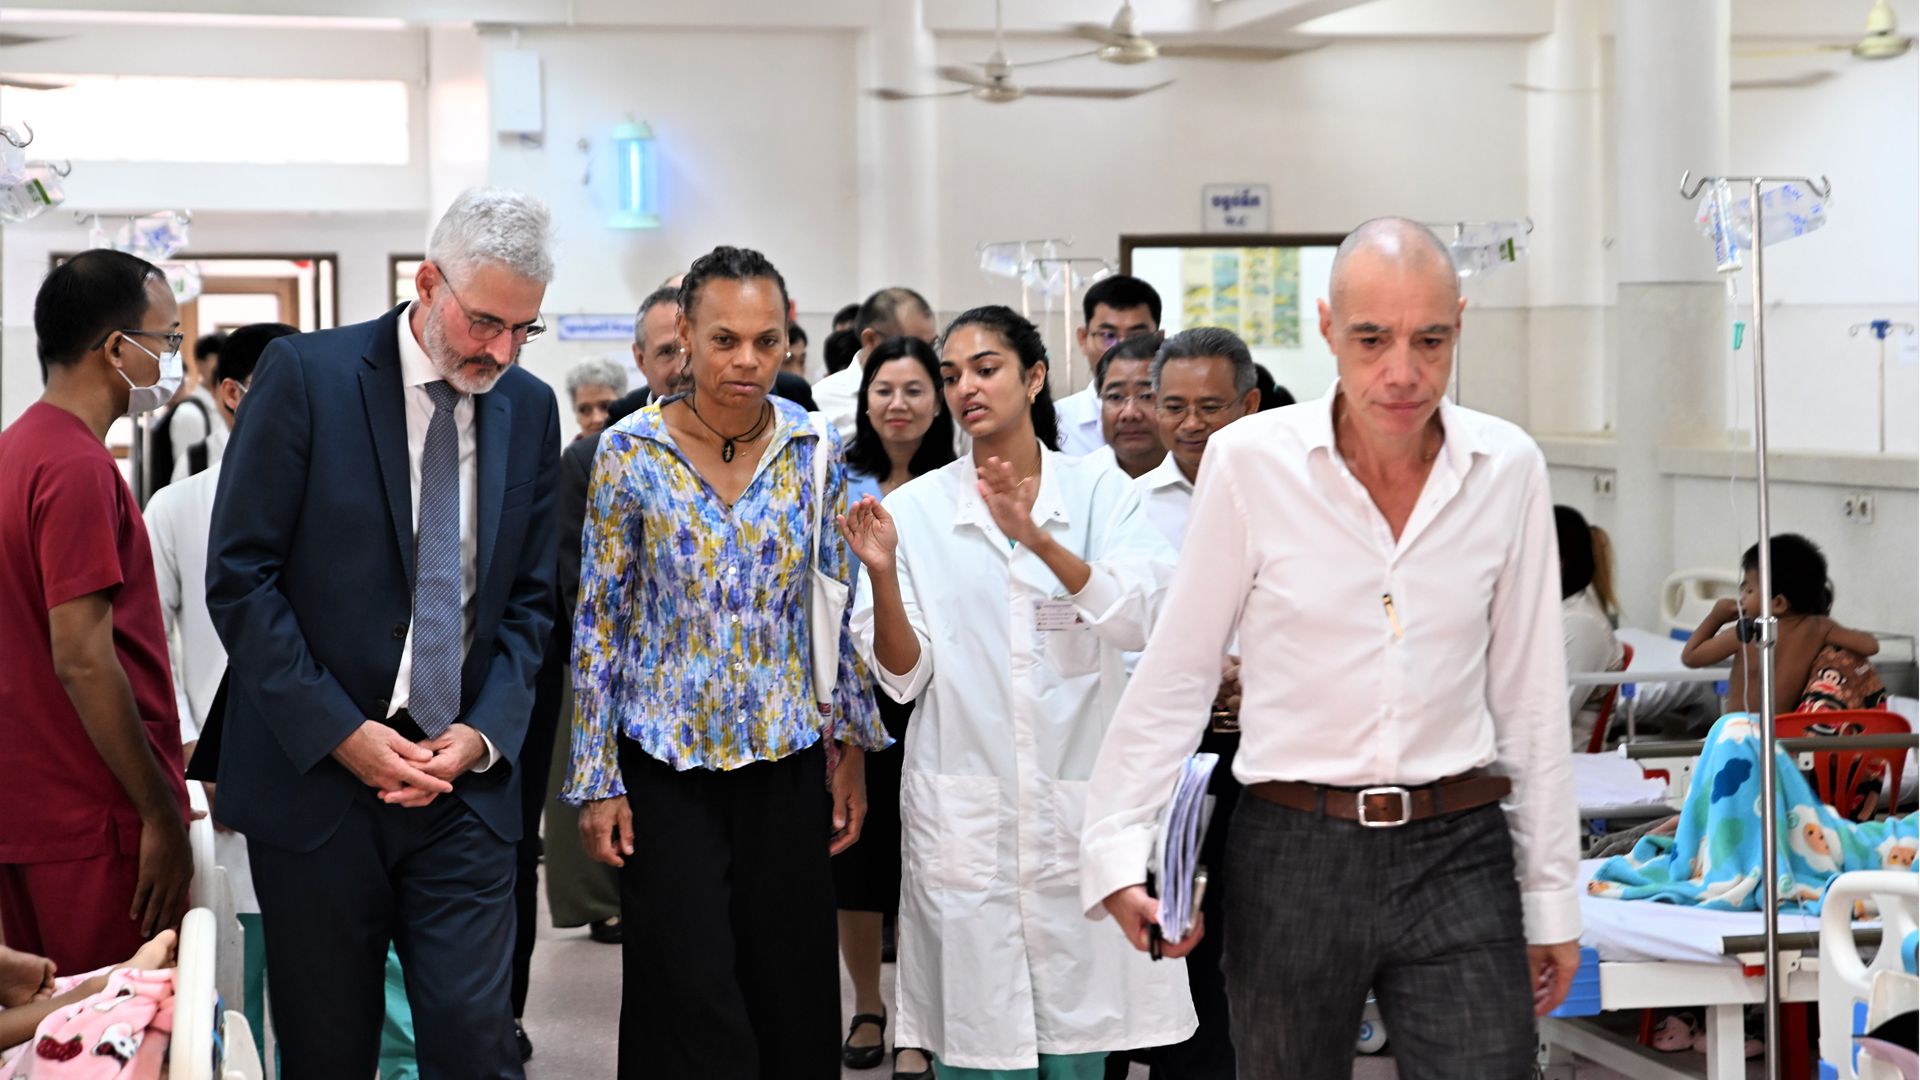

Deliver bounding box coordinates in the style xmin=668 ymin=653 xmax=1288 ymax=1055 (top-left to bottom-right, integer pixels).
xmin=610 ymin=120 xmax=659 ymax=230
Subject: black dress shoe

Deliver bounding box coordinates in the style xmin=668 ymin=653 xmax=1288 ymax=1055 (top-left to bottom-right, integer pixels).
xmin=587 ymin=916 xmax=623 ymax=945
xmin=892 ymin=1047 xmax=934 ymax=1080
xmin=514 ymin=1020 xmax=533 ymax=1062
xmin=841 ymin=1010 xmax=887 ymax=1070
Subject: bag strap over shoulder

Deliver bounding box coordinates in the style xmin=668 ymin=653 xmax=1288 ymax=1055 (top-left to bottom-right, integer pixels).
xmin=808 ymin=412 xmax=829 ymax=572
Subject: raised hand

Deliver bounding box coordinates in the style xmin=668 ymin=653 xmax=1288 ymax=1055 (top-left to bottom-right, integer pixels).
xmin=837 ymin=495 xmax=899 ymax=573
xmin=975 ymin=456 xmax=1039 ymax=546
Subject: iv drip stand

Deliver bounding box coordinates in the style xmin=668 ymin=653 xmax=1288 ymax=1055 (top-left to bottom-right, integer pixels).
xmin=1679 ymin=168 xmax=1833 ymax=1080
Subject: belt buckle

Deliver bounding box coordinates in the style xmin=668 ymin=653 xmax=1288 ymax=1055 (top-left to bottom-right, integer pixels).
xmin=1208 ymin=709 xmax=1241 ymax=734
xmin=1355 ymin=786 xmax=1411 ymax=828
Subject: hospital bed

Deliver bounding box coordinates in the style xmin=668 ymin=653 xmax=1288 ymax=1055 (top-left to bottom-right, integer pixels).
xmin=1539 ymin=862 xmax=1834 ymax=1080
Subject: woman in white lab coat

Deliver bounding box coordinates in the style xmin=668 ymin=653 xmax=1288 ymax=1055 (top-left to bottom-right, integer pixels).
xmin=842 ymin=306 xmax=1194 ymax=1080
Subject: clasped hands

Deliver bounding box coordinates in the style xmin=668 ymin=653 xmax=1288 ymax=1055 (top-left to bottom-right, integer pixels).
xmin=331 ymin=718 xmax=485 ymax=807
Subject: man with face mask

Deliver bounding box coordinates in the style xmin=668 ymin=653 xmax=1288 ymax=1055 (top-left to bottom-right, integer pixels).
xmin=0 ymin=249 xmax=194 ymax=975
xmin=206 ymin=188 xmax=561 ymax=1079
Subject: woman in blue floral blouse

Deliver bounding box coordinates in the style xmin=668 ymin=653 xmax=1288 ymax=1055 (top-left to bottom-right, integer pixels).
xmin=564 ymin=246 xmax=889 ymax=1080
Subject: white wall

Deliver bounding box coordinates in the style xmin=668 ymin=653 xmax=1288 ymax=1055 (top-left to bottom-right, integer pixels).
xmin=1 ymin=210 xmax=425 ymax=425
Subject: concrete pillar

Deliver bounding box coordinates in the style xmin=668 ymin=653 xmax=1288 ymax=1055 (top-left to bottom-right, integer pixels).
xmin=1612 ymin=0 xmax=1731 ymax=629
xmin=1524 ymin=0 xmax=1607 ymax=433
xmin=853 ymin=0 xmax=941 ymax=300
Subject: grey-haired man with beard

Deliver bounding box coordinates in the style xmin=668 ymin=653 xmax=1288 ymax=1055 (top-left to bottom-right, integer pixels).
xmin=207 ymin=188 xmax=561 ymax=1079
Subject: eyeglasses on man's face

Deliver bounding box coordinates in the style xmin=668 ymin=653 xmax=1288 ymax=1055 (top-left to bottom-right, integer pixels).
xmin=1159 ymin=400 xmax=1237 ymax=422
xmin=92 ymin=328 xmax=186 ymax=354
xmin=439 ymin=273 xmax=546 ymax=343
xmin=1101 ymin=390 xmax=1156 ymax=411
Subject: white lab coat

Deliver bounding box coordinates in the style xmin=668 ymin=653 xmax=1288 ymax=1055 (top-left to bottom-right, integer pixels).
xmin=852 ymin=446 xmax=1195 ymax=1070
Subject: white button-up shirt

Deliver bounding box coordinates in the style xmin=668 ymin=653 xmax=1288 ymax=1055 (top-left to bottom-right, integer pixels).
xmin=146 ymin=463 xmax=225 ymax=739
xmin=1081 ymin=387 xmax=1581 ymax=946
xmin=1052 ymin=386 xmax=1105 ymax=456
xmin=1133 ymin=453 xmax=1194 ymax=548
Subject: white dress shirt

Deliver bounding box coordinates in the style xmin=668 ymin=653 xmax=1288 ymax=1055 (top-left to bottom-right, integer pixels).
xmin=852 ymin=448 xmax=1191 ymax=1067
xmin=1081 ymin=385 xmax=1581 ymax=946
xmin=146 ymin=464 xmax=226 ymax=741
xmin=1134 ymin=453 xmax=1195 ymax=548
xmin=1053 ymin=386 xmax=1105 ymax=456
xmin=144 ymin=461 xmax=259 ymax=913
xmin=1563 ymin=587 xmax=1626 ymax=749
xmin=390 ymin=308 xmax=495 ymax=768
xmin=812 ymin=360 xmax=864 ymax=441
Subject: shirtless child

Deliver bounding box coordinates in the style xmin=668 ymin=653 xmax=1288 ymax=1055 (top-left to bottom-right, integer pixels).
xmin=1681 ymin=534 xmax=1879 ymax=715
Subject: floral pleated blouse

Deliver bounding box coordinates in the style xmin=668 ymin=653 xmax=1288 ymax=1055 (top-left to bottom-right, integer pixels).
xmin=562 ymin=397 xmax=887 ymax=803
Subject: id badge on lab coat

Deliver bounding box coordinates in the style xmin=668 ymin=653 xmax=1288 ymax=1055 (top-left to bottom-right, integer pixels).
xmin=1034 ymin=598 xmax=1086 ymax=632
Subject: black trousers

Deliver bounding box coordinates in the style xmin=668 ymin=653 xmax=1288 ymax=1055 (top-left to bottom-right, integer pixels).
xmin=249 ymin=790 xmax=521 ymax=1080
xmin=511 ymin=624 xmax=567 ymax=1017
xmin=616 ymin=737 xmax=840 ymax=1080
xmin=1222 ymin=797 xmax=1536 ymax=1080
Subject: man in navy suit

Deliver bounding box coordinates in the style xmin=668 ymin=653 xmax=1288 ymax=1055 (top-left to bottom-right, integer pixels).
xmin=207 ymin=188 xmax=561 ymax=1079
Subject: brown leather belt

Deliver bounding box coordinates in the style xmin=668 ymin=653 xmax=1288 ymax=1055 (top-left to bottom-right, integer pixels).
xmin=1247 ymin=771 xmax=1512 ymax=828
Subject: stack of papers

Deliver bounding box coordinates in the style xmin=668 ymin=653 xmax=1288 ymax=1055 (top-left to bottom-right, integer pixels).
xmin=1151 ymin=752 xmax=1220 ymax=945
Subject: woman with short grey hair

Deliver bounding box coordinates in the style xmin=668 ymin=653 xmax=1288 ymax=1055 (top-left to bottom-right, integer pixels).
xmin=564 ymin=359 xmax=629 ymax=439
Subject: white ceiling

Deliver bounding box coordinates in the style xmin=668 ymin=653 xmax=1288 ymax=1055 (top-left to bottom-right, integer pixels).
xmin=2 ymin=0 xmax=1909 ymax=42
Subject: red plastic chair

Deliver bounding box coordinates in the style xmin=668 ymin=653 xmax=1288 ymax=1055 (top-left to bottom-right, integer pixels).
xmin=1774 ymin=709 xmax=1909 ymax=821
xmin=1584 ymin=642 xmax=1635 ymax=754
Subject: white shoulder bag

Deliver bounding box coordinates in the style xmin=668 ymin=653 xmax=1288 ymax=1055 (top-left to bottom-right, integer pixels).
xmin=807 ymin=413 xmax=849 ymax=715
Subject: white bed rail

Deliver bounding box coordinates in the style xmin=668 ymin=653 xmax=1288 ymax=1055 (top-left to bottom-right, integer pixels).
xmin=1817 ymin=870 xmax=1919 ymax=1079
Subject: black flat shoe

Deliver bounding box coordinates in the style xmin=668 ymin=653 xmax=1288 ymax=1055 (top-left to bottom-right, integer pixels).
xmin=514 ymin=1020 xmax=533 ymax=1062
xmin=841 ymin=1010 xmax=887 ymax=1070
xmin=587 ymin=916 xmax=623 ymax=945
xmin=892 ymin=1047 xmax=934 ymax=1080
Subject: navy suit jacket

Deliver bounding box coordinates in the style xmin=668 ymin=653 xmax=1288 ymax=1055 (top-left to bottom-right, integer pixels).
xmin=206 ymin=305 xmax=560 ymax=851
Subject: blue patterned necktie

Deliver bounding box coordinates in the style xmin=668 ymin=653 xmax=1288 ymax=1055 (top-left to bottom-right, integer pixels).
xmin=411 ymin=380 xmax=462 ymax=738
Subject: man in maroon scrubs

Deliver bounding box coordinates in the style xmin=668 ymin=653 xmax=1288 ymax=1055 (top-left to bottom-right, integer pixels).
xmin=0 ymin=249 xmax=193 ymax=972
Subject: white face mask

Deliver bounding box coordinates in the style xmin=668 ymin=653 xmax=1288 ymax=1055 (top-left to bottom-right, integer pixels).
xmin=117 ymin=335 xmax=186 ymax=416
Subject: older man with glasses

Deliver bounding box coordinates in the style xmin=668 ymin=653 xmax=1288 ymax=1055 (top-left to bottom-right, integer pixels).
xmin=207 ymin=187 xmax=562 ymax=1079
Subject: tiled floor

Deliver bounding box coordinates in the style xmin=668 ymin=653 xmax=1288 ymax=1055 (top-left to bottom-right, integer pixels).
xmin=518 ymin=868 xmax=1743 ymax=1079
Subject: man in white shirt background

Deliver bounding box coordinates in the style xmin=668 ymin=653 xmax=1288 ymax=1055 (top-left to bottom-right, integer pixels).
xmin=1053 ymin=276 xmax=1161 ymax=456
xmin=1086 ymin=333 xmax=1166 ymax=480
xmin=1127 ymin=326 xmax=1262 ymax=1079
xmin=812 ymin=286 xmax=935 ymax=440
xmin=1083 ymin=218 xmax=1581 ymax=1080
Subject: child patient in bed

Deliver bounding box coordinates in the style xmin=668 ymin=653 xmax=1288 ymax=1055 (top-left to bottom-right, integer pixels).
xmin=1680 ymin=533 xmax=1880 ymax=715
xmin=0 ymin=932 xmax=177 ymax=1078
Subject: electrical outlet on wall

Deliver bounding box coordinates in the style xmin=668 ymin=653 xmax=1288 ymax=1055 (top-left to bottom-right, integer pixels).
xmin=1843 ymin=493 xmax=1876 ymax=525
xmin=1593 ymin=471 xmax=1617 ymax=499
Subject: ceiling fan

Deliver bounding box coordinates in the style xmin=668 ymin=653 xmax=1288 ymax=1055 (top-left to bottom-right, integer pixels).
xmin=1738 ymin=0 xmax=1913 ymax=61
xmin=0 ymin=32 xmax=70 ymax=91
xmin=870 ymin=0 xmax=1170 ymax=104
xmin=1065 ymin=1 xmax=1320 ymax=65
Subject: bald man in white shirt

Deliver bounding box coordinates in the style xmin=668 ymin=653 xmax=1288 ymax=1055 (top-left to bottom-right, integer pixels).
xmin=1082 ymin=218 xmax=1581 ymax=1080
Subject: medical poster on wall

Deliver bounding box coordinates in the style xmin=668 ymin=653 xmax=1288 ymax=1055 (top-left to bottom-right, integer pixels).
xmin=1179 ymin=247 xmax=1301 ymax=348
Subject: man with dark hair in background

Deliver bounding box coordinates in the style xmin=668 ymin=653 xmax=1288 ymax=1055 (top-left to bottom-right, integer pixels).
xmin=812 ymin=286 xmax=936 ymax=439
xmin=1055 ymin=276 xmax=1162 ymax=456
xmin=784 ymin=321 xmax=810 ymax=377
xmin=0 ymin=249 xmax=194 ymax=974
xmin=821 ymin=329 xmax=861 ymax=377
xmin=1086 ymin=333 xmax=1167 ymax=480
xmin=832 ymin=302 xmax=860 ymax=334
xmin=159 ymin=330 xmax=232 ymax=486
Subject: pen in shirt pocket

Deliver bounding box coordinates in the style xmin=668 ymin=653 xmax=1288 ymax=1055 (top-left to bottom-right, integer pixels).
xmin=1381 ymin=593 xmax=1403 ymax=641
